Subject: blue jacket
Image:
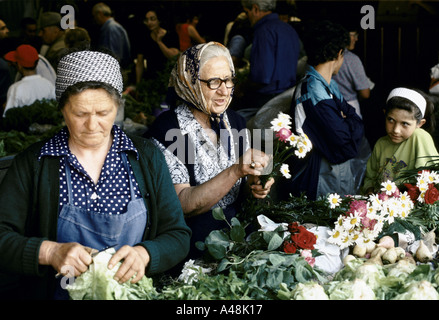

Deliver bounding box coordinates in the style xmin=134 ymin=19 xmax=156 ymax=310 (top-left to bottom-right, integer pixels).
xmin=250 ymin=13 xmax=300 ymax=95
xmin=283 ymin=66 xmax=364 ymax=200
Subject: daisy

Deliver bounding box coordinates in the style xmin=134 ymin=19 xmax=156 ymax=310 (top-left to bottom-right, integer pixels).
xmin=381 ymin=180 xmax=397 ymax=195
xmin=368 ymin=194 xmax=383 ymax=211
xmin=327 ymin=227 xmax=348 ymax=248
xmin=328 ymin=193 xmax=342 ymax=209
xmin=298 ymin=134 xmax=312 ymax=152
xmin=294 ymin=144 xmax=307 ymax=158
xmin=343 ymin=211 xmax=362 ymax=231
xmin=287 ymin=133 xmax=298 ymax=147
xmin=270 ymin=112 xmax=291 ymax=132
xmin=279 ymin=163 xmax=291 ymax=179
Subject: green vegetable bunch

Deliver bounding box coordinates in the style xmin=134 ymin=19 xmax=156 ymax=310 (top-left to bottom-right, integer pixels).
xmin=195 ymin=208 xmax=327 ymax=299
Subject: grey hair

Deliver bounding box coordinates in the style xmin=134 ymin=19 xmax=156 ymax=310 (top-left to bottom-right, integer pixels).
xmin=199 ymin=43 xmax=234 ymax=76
xmin=92 ymin=2 xmax=112 ymax=16
xmin=58 ymin=81 xmax=124 ymax=111
xmin=241 ymin=0 xmax=276 ymax=12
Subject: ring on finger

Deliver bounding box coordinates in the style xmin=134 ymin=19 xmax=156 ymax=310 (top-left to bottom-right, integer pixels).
xmin=250 ymin=161 xmax=256 ymax=168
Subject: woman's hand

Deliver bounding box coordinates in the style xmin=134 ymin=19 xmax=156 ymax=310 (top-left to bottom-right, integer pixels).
xmin=248 ymin=176 xmax=275 ymax=199
xmin=39 ymin=241 xmax=94 ymax=277
xmin=108 ymin=245 xmax=150 ymax=284
xmin=236 ymin=148 xmax=270 ymax=178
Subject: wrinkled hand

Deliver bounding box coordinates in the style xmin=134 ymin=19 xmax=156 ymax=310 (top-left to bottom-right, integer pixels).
xmin=248 ymin=176 xmax=275 ymax=199
xmin=43 ymin=241 xmax=94 ymax=278
xmin=236 ymin=148 xmax=270 ymax=178
xmin=108 ymin=245 xmax=150 ymax=284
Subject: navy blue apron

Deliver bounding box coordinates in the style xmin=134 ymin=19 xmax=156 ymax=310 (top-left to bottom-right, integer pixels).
xmin=54 ymin=152 xmax=147 ymax=299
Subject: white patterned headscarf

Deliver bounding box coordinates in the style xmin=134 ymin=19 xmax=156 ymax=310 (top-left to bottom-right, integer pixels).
xmin=169 ymin=41 xmax=235 ymax=116
xmin=55 ymin=50 xmax=123 ymax=100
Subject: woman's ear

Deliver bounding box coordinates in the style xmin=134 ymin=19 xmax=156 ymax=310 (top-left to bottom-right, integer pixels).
xmin=418 ymin=118 xmax=426 ymax=128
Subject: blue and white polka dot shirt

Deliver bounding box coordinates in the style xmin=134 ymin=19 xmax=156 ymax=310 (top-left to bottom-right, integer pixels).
xmin=39 ymin=125 xmax=142 ymax=215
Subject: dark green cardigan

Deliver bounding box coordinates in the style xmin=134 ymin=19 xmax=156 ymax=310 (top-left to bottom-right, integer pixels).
xmin=0 ymin=133 xmax=191 ymax=299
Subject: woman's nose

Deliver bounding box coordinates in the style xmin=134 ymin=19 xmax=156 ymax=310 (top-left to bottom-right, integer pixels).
xmin=85 ymin=115 xmax=98 ymax=130
xmin=216 ymin=82 xmax=229 ymax=95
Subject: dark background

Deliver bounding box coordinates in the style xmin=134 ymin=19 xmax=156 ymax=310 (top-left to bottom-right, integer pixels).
xmin=2 ymin=0 xmax=439 ymax=145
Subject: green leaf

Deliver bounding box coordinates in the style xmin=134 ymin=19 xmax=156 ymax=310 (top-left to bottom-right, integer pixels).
xmin=207 ymin=243 xmax=227 ymax=260
xmin=205 ymin=230 xmax=230 ymax=260
xmin=230 ymin=217 xmax=241 ymax=227
xmin=195 ymin=241 xmax=206 ymax=251
xmin=217 ymin=259 xmax=232 ymax=272
xmin=268 ymin=253 xmax=286 ymax=267
xmin=205 ymin=230 xmax=230 ymax=246
xmin=212 ymin=207 xmax=226 ymax=221
xmin=267 ymin=233 xmax=284 ymax=251
xmin=230 ymin=225 xmax=246 ymax=243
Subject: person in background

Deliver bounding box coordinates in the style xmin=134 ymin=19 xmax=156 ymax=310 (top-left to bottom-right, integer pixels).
xmin=38 ymin=12 xmax=66 ymax=71
xmin=146 ymin=42 xmax=274 ymax=261
xmin=232 ymin=0 xmax=301 ymax=120
xmin=176 ymin=13 xmax=206 ymax=52
xmin=280 ymin=20 xmax=364 ymax=201
xmin=64 ymin=27 xmax=91 ymax=50
xmin=224 ymin=12 xmax=252 ymax=69
xmin=134 ymin=7 xmax=180 ymax=83
xmin=0 ymin=48 xmax=191 ymax=299
xmin=3 ymin=44 xmax=55 ymax=116
xmin=362 ymin=87 xmax=438 ymax=195
xmin=19 ymin=17 xmax=42 ymax=52
xmin=332 ymin=24 xmax=373 ymax=194
xmin=332 ymin=26 xmax=371 ymax=119
xmin=92 ymin=2 xmax=131 ymax=70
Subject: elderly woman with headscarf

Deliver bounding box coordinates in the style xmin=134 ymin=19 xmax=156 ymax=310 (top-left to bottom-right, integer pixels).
xmin=0 ymin=49 xmax=191 ymax=299
xmin=146 ymin=42 xmax=274 ymax=260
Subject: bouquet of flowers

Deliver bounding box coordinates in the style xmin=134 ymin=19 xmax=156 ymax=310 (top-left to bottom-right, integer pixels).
xmin=262 ymin=112 xmax=312 ymax=186
xmin=326 ymin=180 xmax=414 ymax=250
xmin=401 ymin=170 xmax=439 ymax=230
xmin=404 ymin=170 xmax=439 ymax=204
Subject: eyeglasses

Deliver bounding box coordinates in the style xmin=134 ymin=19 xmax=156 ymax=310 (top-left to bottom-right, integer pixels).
xmin=198 ymin=77 xmax=235 ymax=90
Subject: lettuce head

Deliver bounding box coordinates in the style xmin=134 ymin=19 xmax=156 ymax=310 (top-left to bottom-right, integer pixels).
xmin=66 ymin=248 xmax=158 ymax=300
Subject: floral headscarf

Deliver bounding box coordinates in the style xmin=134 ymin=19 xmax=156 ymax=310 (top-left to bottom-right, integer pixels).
xmin=168 ymin=41 xmax=235 ymax=135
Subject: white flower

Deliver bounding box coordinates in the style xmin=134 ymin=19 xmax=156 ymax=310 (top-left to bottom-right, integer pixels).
xmin=417 ymin=170 xmax=439 ymax=185
xmin=270 ymin=112 xmax=292 ymax=132
xmin=343 ymin=211 xmax=362 ymax=231
xmin=327 ymin=226 xmax=347 ymax=248
xmin=298 ymin=134 xmax=312 ymax=152
xmin=294 ymin=144 xmax=308 ymax=158
xmin=280 ymin=163 xmax=291 ymax=179
xmin=381 ymin=180 xmax=397 ymax=195
xmin=328 ymin=193 xmax=342 ymax=209
xmin=287 ymin=133 xmax=299 ymax=147
xmin=368 ymin=194 xmax=383 ymax=211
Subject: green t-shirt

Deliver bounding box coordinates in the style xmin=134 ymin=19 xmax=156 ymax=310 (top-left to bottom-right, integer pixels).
xmin=362 ymin=128 xmax=439 ymax=193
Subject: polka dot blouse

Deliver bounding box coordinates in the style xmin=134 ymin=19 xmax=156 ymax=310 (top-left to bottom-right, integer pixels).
xmin=39 ymin=125 xmax=142 ymax=215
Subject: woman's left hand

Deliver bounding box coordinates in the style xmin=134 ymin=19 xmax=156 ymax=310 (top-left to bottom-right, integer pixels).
xmin=248 ymin=176 xmax=275 ymax=199
xmin=108 ymin=245 xmax=150 ymax=284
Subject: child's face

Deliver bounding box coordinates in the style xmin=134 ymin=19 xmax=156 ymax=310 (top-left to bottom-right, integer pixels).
xmin=385 ymin=108 xmax=425 ymax=144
